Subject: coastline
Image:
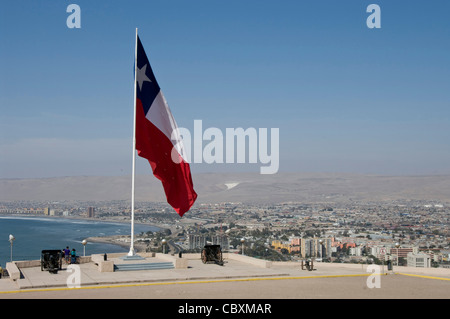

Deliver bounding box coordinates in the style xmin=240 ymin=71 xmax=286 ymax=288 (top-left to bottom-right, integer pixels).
xmin=0 ymin=213 xmax=162 ymax=257
xmin=0 ymin=213 xmax=164 ymax=231
xmin=86 ymin=235 xmax=149 ymax=253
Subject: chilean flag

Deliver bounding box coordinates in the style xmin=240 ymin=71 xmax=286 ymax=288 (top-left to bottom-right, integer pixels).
xmin=135 ymin=35 xmax=197 ymax=216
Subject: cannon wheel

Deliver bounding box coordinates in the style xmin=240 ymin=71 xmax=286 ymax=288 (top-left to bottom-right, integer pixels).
xmin=201 ymin=248 xmax=207 ymax=264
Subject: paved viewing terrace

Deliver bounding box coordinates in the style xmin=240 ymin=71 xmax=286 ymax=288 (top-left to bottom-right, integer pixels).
xmin=0 ymin=252 xmax=449 ymax=299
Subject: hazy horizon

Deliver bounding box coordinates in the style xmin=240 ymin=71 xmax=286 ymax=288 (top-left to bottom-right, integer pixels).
xmin=2 ymin=169 xmax=450 ymax=181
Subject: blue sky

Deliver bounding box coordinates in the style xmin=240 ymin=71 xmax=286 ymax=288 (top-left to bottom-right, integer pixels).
xmin=1 ymin=0 xmax=449 ymax=178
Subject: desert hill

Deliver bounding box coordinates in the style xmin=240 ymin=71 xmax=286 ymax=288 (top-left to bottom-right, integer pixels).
xmin=1 ymin=172 xmax=449 ymax=205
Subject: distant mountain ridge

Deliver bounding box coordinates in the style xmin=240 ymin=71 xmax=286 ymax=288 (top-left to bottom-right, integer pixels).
xmin=1 ymin=172 xmax=449 ymax=205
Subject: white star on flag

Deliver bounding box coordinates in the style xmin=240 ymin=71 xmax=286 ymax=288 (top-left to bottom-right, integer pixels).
xmin=136 ymin=64 xmax=152 ymax=91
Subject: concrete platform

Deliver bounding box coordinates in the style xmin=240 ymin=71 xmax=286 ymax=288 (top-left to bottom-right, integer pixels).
xmin=1 ymin=253 xmax=449 ymax=299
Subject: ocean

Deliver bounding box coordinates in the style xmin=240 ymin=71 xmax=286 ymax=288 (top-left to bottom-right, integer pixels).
xmin=0 ymin=216 xmax=159 ymax=267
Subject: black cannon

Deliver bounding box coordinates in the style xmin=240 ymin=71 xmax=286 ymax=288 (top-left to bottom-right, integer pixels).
xmin=301 ymin=259 xmax=314 ymax=271
xmin=41 ymin=250 xmax=62 ymax=274
xmin=201 ymin=245 xmax=224 ymax=266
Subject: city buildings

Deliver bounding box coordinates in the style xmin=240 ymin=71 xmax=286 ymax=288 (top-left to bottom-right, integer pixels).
xmin=211 ymin=235 xmax=229 ymax=250
xmin=272 ymin=237 xmax=332 ymax=258
xmin=187 ymin=234 xmax=229 ymax=251
xmin=188 ymin=234 xmax=207 ymax=250
xmin=1 ymin=199 xmax=448 ymax=268
xmin=88 ymin=207 xmax=95 ymax=218
xmin=407 ymin=252 xmax=432 ymax=268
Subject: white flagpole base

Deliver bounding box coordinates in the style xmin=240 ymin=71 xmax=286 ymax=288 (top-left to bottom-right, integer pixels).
xmin=122 ymin=250 xmax=144 ymax=261
xmin=127 ymin=247 xmax=136 ymax=256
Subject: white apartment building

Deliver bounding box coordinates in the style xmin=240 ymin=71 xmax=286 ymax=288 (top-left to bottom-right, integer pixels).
xmin=407 ymin=252 xmax=431 ymax=268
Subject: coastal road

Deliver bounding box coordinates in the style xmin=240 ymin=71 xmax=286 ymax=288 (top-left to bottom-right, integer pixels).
xmin=167 ymin=239 xmax=181 ymax=255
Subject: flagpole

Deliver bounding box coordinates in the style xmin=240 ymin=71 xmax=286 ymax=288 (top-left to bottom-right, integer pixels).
xmin=128 ymin=27 xmax=138 ymax=257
